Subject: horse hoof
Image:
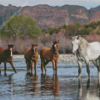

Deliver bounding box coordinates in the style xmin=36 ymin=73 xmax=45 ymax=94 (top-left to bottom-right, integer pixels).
xmin=15 ymin=71 xmax=17 ymax=73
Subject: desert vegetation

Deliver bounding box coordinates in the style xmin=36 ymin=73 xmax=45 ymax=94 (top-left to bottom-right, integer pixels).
xmin=0 ymin=15 xmax=100 ymax=54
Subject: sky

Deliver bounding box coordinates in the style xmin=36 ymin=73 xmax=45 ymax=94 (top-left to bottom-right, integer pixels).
xmin=0 ymin=0 xmax=100 ymax=9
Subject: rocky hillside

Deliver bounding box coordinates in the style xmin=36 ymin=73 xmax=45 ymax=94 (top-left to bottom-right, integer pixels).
xmin=91 ymin=5 xmax=100 ymax=11
xmin=0 ymin=4 xmax=100 ymax=29
xmin=0 ymin=4 xmax=19 ymax=27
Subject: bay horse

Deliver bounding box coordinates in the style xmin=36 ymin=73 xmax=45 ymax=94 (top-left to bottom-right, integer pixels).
xmin=71 ymin=36 xmax=100 ymax=78
xmin=40 ymin=40 xmax=59 ymax=73
xmin=0 ymin=44 xmax=17 ymax=75
xmin=24 ymin=44 xmax=38 ymax=73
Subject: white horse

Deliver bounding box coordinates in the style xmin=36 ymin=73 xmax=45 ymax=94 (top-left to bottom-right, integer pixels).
xmin=71 ymin=36 xmax=100 ymax=78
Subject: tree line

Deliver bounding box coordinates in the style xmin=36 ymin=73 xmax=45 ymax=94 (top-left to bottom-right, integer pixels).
xmin=1 ymin=15 xmax=100 ymax=40
xmin=0 ymin=15 xmax=100 ymax=54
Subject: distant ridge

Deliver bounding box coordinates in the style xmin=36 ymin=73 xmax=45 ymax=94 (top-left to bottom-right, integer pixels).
xmin=0 ymin=4 xmax=100 ymax=29
xmin=91 ymin=5 xmax=100 ymax=11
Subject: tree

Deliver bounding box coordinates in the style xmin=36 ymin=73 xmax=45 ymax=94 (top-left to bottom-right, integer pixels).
xmin=0 ymin=15 xmax=41 ymax=40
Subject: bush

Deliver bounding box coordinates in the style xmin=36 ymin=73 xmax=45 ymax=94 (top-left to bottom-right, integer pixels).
xmin=0 ymin=15 xmax=41 ymax=40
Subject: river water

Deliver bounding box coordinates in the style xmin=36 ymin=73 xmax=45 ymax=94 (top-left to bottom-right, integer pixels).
xmin=0 ymin=58 xmax=100 ymax=100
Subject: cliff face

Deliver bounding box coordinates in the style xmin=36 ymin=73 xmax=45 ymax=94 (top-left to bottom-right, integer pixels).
xmin=0 ymin=4 xmax=100 ymax=29
xmin=0 ymin=4 xmax=19 ymax=27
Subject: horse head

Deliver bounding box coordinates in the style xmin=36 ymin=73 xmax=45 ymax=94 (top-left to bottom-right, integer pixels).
xmin=71 ymin=36 xmax=80 ymax=54
xmin=31 ymin=43 xmax=37 ymax=57
xmin=8 ymin=44 xmax=14 ymax=57
xmin=53 ymin=40 xmax=59 ymax=54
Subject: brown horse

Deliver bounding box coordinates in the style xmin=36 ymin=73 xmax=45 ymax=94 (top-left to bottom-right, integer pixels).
xmin=40 ymin=40 xmax=59 ymax=73
xmin=0 ymin=44 xmax=17 ymax=75
xmin=24 ymin=44 xmax=38 ymax=73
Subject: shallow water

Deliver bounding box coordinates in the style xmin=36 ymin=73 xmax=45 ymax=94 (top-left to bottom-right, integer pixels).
xmin=0 ymin=59 xmax=100 ymax=100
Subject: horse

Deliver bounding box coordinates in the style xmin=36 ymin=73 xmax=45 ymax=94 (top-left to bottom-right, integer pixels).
xmin=24 ymin=44 xmax=38 ymax=73
xmin=0 ymin=44 xmax=17 ymax=75
xmin=71 ymin=36 xmax=100 ymax=78
xmin=40 ymin=40 xmax=59 ymax=73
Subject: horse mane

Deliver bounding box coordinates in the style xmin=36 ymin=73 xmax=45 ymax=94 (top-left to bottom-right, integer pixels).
xmin=78 ymin=37 xmax=89 ymax=55
xmin=52 ymin=41 xmax=58 ymax=53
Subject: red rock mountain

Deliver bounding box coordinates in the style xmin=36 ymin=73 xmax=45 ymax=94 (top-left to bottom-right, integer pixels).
xmin=0 ymin=4 xmax=100 ymax=29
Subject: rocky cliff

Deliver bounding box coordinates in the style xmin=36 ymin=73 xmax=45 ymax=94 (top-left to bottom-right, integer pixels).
xmin=0 ymin=4 xmax=100 ymax=29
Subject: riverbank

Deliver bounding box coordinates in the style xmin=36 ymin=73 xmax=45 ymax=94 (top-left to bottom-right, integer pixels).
xmin=12 ymin=54 xmax=95 ymax=67
xmin=13 ymin=54 xmax=76 ymax=59
xmin=13 ymin=54 xmax=77 ymax=64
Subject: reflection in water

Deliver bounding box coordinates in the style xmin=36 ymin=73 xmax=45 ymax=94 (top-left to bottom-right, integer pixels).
xmin=1 ymin=67 xmax=100 ymax=99
xmin=0 ymin=73 xmax=14 ymax=100
xmin=25 ymin=72 xmax=39 ymax=95
xmin=41 ymin=73 xmax=59 ymax=97
xmin=78 ymin=78 xmax=100 ymax=100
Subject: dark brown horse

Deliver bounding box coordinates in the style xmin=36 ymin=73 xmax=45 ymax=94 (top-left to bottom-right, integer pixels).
xmin=40 ymin=40 xmax=59 ymax=73
xmin=24 ymin=44 xmax=38 ymax=73
xmin=0 ymin=44 xmax=17 ymax=75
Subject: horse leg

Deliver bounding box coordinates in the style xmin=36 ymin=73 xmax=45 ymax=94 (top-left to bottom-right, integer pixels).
xmin=34 ymin=61 xmax=37 ymax=73
xmin=55 ymin=60 xmax=58 ymax=74
xmin=41 ymin=59 xmax=44 ymax=73
xmin=26 ymin=60 xmax=30 ymax=73
xmin=0 ymin=66 xmax=1 ymax=75
xmin=31 ymin=61 xmax=33 ymax=74
xmin=52 ymin=60 xmax=55 ymax=73
xmin=98 ymin=67 xmax=100 ymax=80
xmin=97 ymin=59 xmax=100 ymax=79
xmin=78 ymin=61 xmax=82 ymax=78
xmin=44 ymin=60 xmax=49 ymax=74
xmin=4 ymin=61 xmax=7 ymax=75
xmin=92 ymin=59 xmax=100 ymax=77
xmin=26 ymin=60 xmax=28 ymax=73
xmin=0 ymin=63 xmax=1 ymax=75
xmin=10 ymin=61 xmax=17 ymax=73
xmin=86 ymin=60 xmax=90 ymax=78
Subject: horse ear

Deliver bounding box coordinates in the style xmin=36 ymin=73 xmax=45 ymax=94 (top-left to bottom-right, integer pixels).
xmin=58 ymin=40 xmax=59 ymax=43
xmin=35 ymin=44 xmax=38 ymax=46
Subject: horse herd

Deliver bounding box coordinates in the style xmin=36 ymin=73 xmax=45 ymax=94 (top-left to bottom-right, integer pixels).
xmin=0 ymin=36 xmax=100 ymax=78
